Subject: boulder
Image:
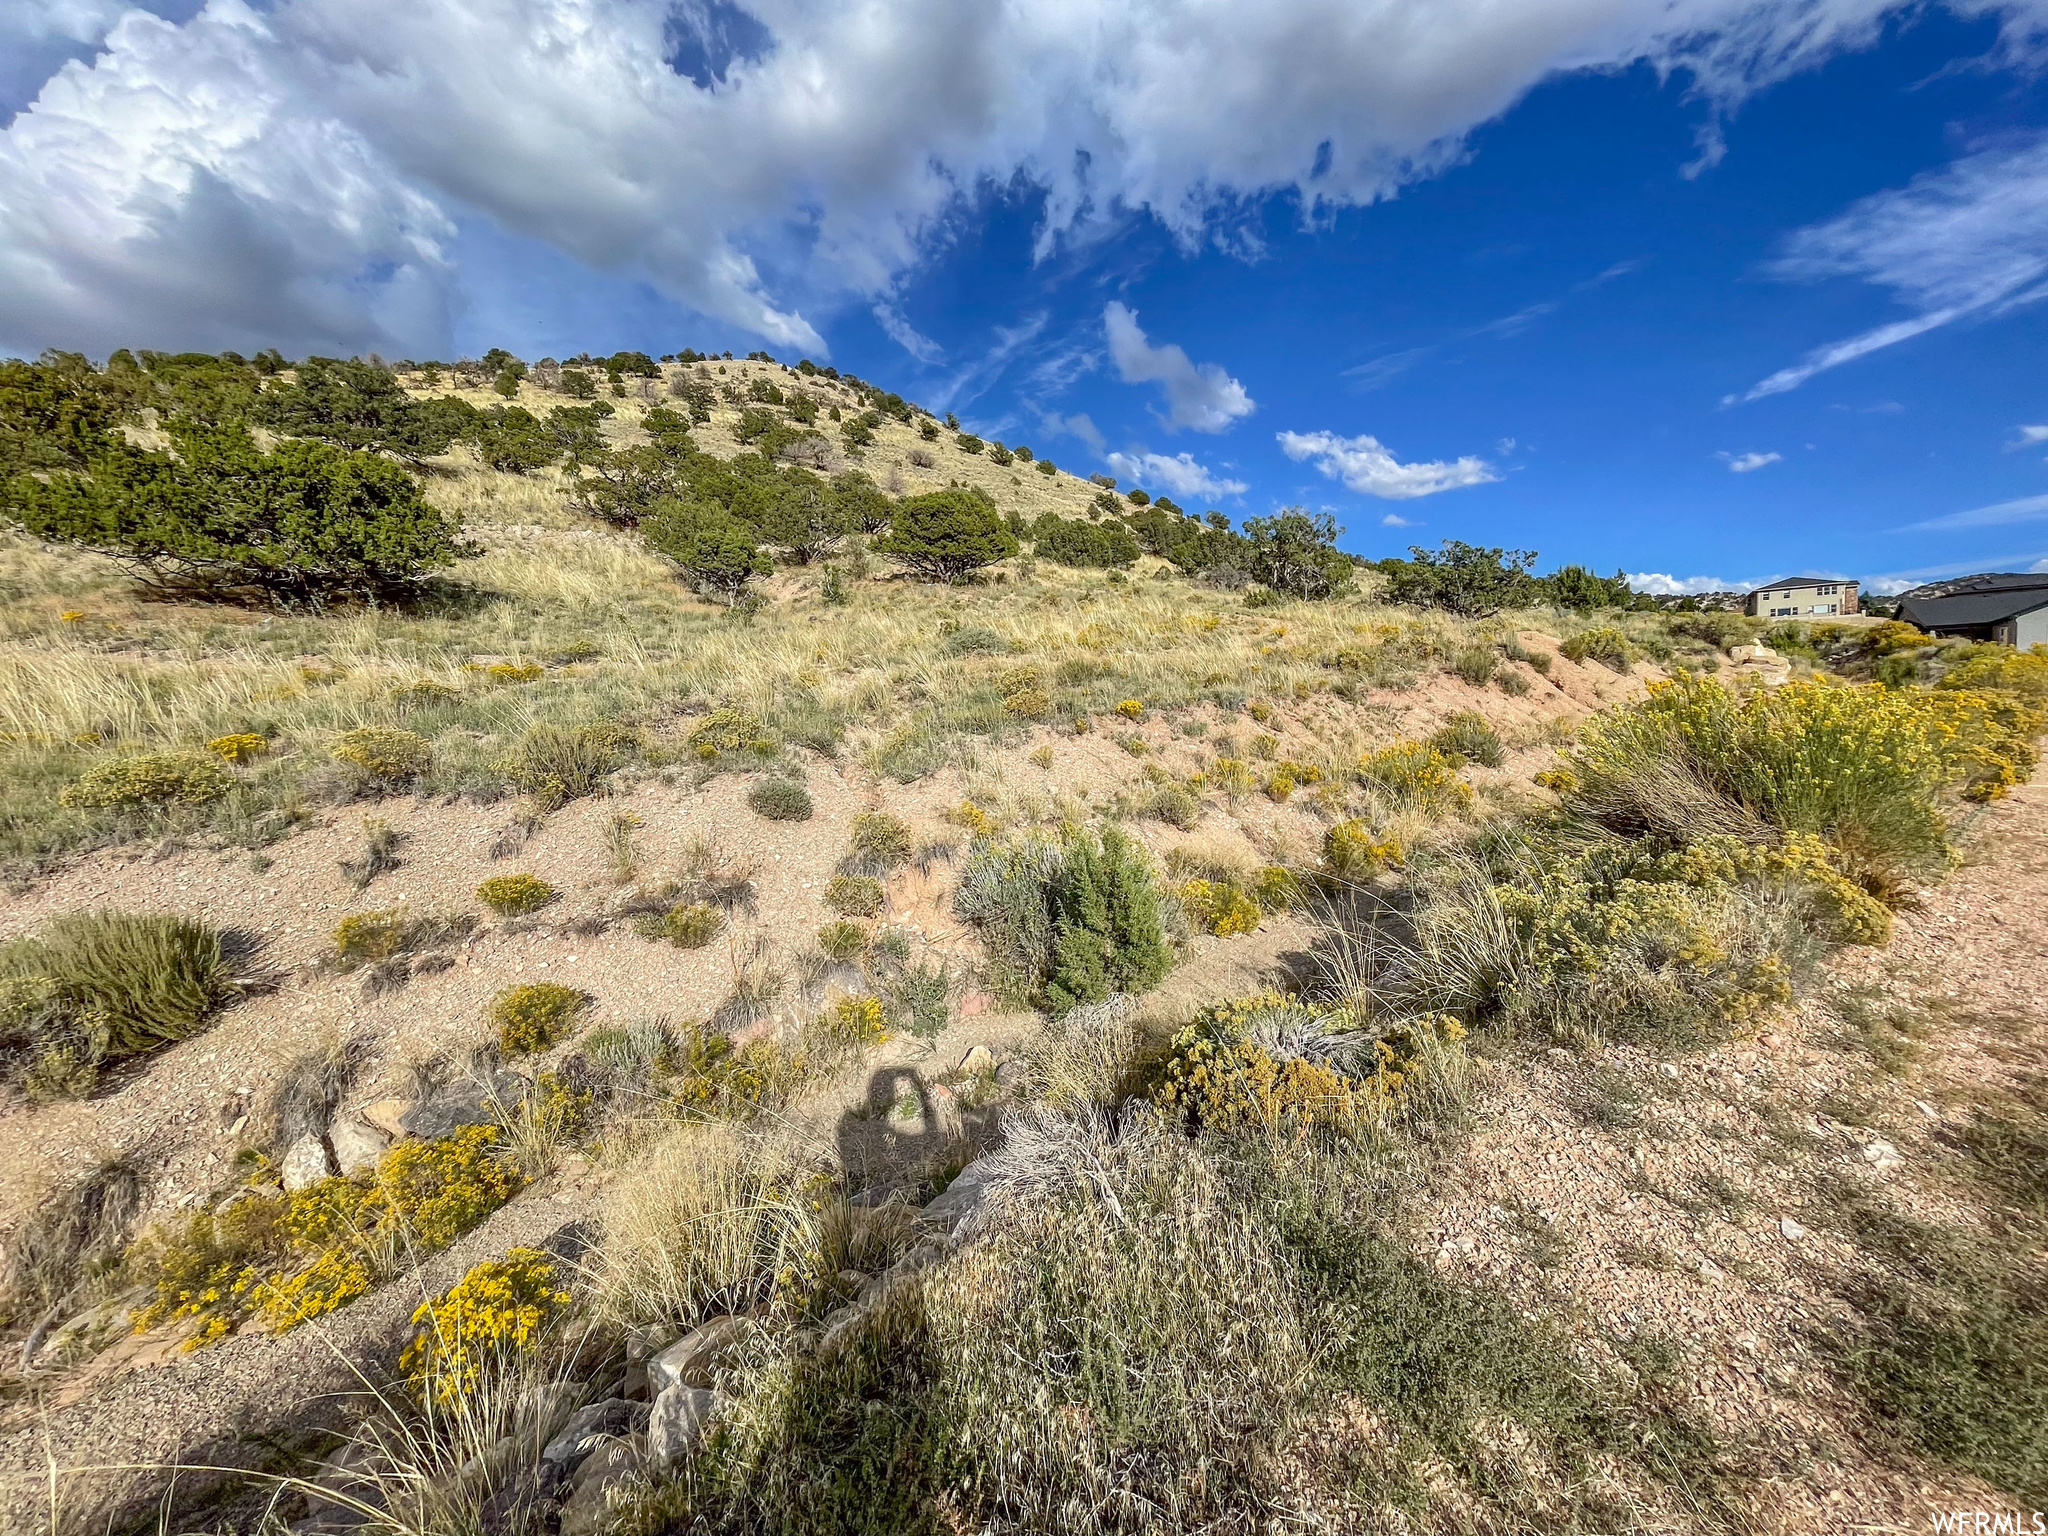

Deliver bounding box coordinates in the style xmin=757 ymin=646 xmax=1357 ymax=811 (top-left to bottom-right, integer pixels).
xmin=540 ymin=1398 xmax=647 ymax=1481
xmin=280 ymin=1134 xmax=337 ymax=1192
xmin=959 ymin=1044 xmax=996 ymax=1075
xmin=328 ymin=1117 xmax=390 ymax=1177
xmin=358 ymin=1098 xmax=411 ymax=1139
xmin=400 ymin=1070 xmax=527 ymax=1139
xmin=648 ymin=1315 xmax=755 ymax=1395
xmin=919 ymin=1157 xmax=993 ymax=1239
xmin=994 ymin=1059 xmax=1030 ymax=1090
xmin=646 ymin=1384 xmax=719 ymax=1467
xmin=556 ymin=1438 xmax=644 ymax=1536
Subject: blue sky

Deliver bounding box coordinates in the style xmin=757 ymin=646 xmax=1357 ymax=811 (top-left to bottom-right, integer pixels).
xmin=4 ymin=0 xmax=2047 ymax=592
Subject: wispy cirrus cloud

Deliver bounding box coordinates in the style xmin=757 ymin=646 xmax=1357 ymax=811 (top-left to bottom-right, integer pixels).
xmin=1733 ymin=131 xmax=2048 ymax=403
xmin=1894 ymin=492 xmax=2048 ymax=532
xmin=1278 ymin=428 xmax=1497 ymax=499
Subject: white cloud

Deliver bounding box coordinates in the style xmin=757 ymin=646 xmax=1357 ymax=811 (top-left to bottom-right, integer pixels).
xmin=1278 ymin=428 xmax=1497 ymax=500
xmin=1735 ymin=131 xmax=2048 ymax=402
xmin=1105 ymin=449 xmax=1247 ymax=500
xmin=872 ymin=302 xmax=942 ymax=364
xmin=1896 ymin=492 xmax=2048 ymax=532
xmin=9 ymin=0 xmax=2032 ymax=356
xmin=1381 ymin=512 xmax=1417 ymax=526
xmin=2011 ymin=423 xmax=2048 ymax=448
xmin=1720 ymin=449 xmax=1782 ymax=472
xmin=1102 ymin=302 xmax=1254 ymax=433
xmin=1628 ymin=573 xmax=1743 ymax=595
xmin=1040 ymin=411 xmax=1106 ymax=456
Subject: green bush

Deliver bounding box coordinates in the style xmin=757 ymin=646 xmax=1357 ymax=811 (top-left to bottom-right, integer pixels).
xmin=1150 ymin=784 xmax=1202 ymax=829
xmin=59 ymin=752 xmax=231 ymax=810
xmin=504 ymin=722 xmax=627 ymax=809
xmin=954 ymin=834 xmax=1066 ymax=1004
xmin=643 ymin=499 xmax=772 ymax=606
xmin=1034 ymin=515 xmax=1140 ymax=569
xmin=5 ymin=420 xmax=471 ymax=602
xmin=639 ymin=902 xmax=724 ymax=948
xmin=1427 ymin=710 xmax=1506 ymax=769
xmin=332 ymin=727 xmax=432 ymax=786
xmin=1560 ymin=626 xmax=1633 ymax=670
xmin=1 ymin=913 xmax=238 ymax=1096
xmin=748 ymin=778 xmax=813 ymax=821
xmin=847 ymin=811 xmax=913 ymax=870
xmin=476 ymin=874 xmax=556 ymax=917
xmin=874 ymin=488 xmax=1017 ymax=583
xmin=1450 ymin=646 xmax=1497 ymax=686
xmin=491 ymin=983 xmax=587 ymax=1055
xmin=825 ymin=874 xmax=885 ymax=917
xmin=817 ymin=920 xmax=869 ymax=961
xmin=1044 ymin=826 xmax=1173 ymax=1014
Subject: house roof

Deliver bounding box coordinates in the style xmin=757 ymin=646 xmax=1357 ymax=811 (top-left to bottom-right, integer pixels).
xmin=1894 ymin=572 xmax=2048 ymax=603
xmin=1747 ymin=577 xmax=1855 ymax=594
xmin=1897 ymin=584 xmax=2048 ymax=629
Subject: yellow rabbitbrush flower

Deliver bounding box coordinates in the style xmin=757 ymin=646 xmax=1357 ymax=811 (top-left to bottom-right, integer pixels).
xmin=401 ymin=1247 xmax=571 ymax=1404
xmin=1176 ymin=878 xmax=1262 ymax=937
xmin=1357 ymin=741 xmax=1472 ymax=815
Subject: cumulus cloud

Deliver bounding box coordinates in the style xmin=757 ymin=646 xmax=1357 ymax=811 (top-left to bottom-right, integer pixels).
xmin=1102 ymin=303 xmax=1254 ymax=433
xmin=1381 ymin=512 xmax=1417 ymax=526
xmin=1720 ymin=449 xmax=1782 ymax=472
xmin=1735 ymin=130 xmax=2048 ymax=401
xmin=7 ymin=0 xmax=2048 ymax=356
xmin=1104 ymin=449 xmax=1247 ymax=499
xmin=1629 ymin=572 xmax=1743 ymax=595
xmin=2011 ymin=423 xmax=2048 ymax=448
xmin=1278 ymin=428 xmax=1497 ymax=500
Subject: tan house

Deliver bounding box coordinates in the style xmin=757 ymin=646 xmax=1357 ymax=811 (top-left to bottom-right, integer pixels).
xmin=1744 ymin=577 xmax=1859 ymax=619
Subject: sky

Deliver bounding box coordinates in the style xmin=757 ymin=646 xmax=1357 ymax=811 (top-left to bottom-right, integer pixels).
xmin=3 ymin=1 xmax=2048 ymax=593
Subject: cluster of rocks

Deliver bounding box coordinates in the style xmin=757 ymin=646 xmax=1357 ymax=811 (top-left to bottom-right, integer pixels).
xmin=280 ymin=1070 xmax=531 ymax=1191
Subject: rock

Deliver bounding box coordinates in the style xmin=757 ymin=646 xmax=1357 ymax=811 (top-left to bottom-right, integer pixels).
xmin=1758 ymin=1031 xmax=1787 ymax=1050
xmin=358 ymin=1098 xmax=411 ymax=1139
xmin=1778 ymin=1216 xmax=1807 ymax=1242
xmin=646 ymin=1384 xmax=718 ymax=1467
xmin=818 ymin=1305 xmax=863 ymax=1355
xmin=1656 ymin=1062 xmax=1681 ymax=1081
xmin=959 ymin=1044 xmax=996 ymax=1075
xmin=328 ymin=1117 xmax=389 ymax=1177
xmin=556 ymin=1438 xmax=644 ymax=1536
xmin=400 ymin=1070 xmax=527 ymax=1139
xmin=959 ymin=991 xmax=994 ymax=1018
xmin=994 ymin=1059 xmax=1030 ymax=1090
xmin=300 ymin=1443 xmax=383 ymax=1531
xmin=648 ymin=1316 xmax=755 ymax=1396
xmin=920 ymin=1158 xmax=993 ymax=1239
xmin=541 ymin=1399 xmax=646 ymax=1479
xmin=1861 ymin=1139 xmax=1903 ymax=1175
xmin=280 ymin=1134 xmax=336 ymax=1192
xmin=1914 ymin=1099 xmax=1940 ymax=1120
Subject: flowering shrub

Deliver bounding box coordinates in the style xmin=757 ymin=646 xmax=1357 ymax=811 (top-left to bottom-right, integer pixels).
xmin=1115 ymin=699 xmax=1146 ymax=721
xmin=400 ymin=1247 xmax=570 ymax=1404
xmin=1253 ymin=866 xmax=1300 ymax=912
xmin=948 ymin=800 xmax=998 ymax=837
xmin=1264 ymin=769 xmax=1296 ymax=802
xmin=1356 ymin=742 xmax=1472 ymax=815
xmin=476 ymin=873 xmax=556 ymax=917
xmin=999 ymin=666 xmax=1051 ymax=719
xmin=819 ymin=993 xmax=889 ymax=1049
xmin=1560 ymin=627 xmax=1634 ymax=670
xmin=332 ymin=907 xmax=413 ymax=963
xmin=1323 ymin=820 xmax=1401 ymax=879
xmin=331 ymin=726 xmax=431 ymax=785
xmin=1153 ymin=992 xmax=1465 ymax=1139
xmin=206 ymin=733 xmax=269 ymax=763
xmin=1939 ymin=643 xmax=2048 ymax=699
xmin=132 ymin=1126 xmax=525 ymax=1348
xmin=1208 ymin=758 xmax=1256 ymax=796
xmin=1177 ymin=878 xmax=1263 ymax=936
xmin=60 ymin=752 xmax=232 ymax=809
xmin=491 ymin=982 xmax=587 ymax=1055
xmin=687 ymin=707 xmax=776 ymax=761
xmin=1559 ymin=674 xmax=2041 ymax=871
